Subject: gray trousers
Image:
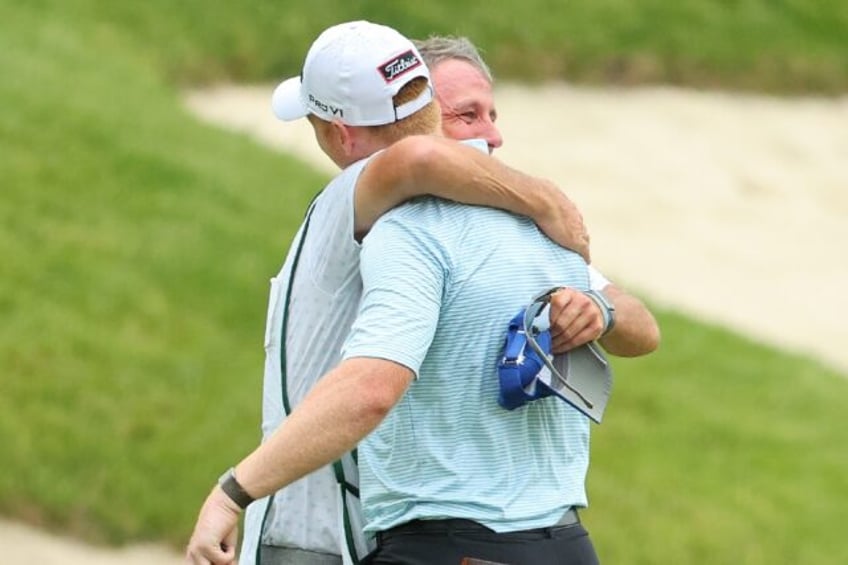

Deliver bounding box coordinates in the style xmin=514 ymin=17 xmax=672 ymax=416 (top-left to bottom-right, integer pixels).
xmin=259 ymin=545 xmax=342 ymax=565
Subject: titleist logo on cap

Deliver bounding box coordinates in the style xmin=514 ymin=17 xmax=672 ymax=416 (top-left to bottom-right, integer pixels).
xmin=378 ymin=50 xmax=422 ymax=83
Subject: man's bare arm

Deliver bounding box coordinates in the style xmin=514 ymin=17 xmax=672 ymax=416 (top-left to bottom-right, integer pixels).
xmin=235 ymin=357 xmax=411 ymax=496
xmin=185 ymin=358 xmax=413 ymax=564
xmin=354 ymin=135 xmax=590 ymax=262
xmin=598 ymin=284 xmax=661 ymax=357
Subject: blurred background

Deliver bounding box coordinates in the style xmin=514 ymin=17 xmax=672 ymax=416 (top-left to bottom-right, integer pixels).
xmin=1 ymin=1 xmax=847 ymax=563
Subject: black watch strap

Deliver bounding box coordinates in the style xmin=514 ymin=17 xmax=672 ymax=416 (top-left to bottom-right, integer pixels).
xmin=218 ymin=467 xmax=255 ymax=509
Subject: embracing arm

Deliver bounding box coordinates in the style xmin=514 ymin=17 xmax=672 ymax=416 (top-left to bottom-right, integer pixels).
xmin=354 ymin=135 xmax=590 ymax=262
xmin=597 ymin=284 xmax=661 ymax=357
xmin=233 ymin=358 xmax=411 ymax=496
xmin=185 ymin=358 xmax=412 ymax=565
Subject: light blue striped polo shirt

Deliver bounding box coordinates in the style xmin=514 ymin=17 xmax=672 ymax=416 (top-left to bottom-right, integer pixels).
xmin=342 ymin=197 xmax=592 ymax=535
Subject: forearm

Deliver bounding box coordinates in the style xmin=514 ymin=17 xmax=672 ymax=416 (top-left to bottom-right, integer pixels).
xmin=234 ymin=358 xmax=411 ymax=499
xmin=357 ymin=136 xmax=589 ymax=260
xmin=405 ymin=138 xmax=588 ymax=258
xmin=407 ymin=137 xmax=556 ymax=217
xmin=185 ymin=359 xmax=411 ymax=563
xmin=598 ymin=285 xmax=661 ymax=357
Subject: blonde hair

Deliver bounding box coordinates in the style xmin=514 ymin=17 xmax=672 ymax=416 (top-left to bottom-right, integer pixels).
xmin=365 ymin=77 xmax=441 ymax=143
xmin=307 ymin=78 xmax=441 ymax=154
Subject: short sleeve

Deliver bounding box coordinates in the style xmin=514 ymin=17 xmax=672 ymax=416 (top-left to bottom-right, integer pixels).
xmin=342 ymin=210 xmax=446 ymax=376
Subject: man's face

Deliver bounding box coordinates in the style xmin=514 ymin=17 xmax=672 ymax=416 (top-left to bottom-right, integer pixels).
xmin=430 ymin=59 xmax=503 ymax=154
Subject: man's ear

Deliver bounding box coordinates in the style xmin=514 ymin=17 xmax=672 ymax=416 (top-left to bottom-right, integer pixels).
xmin=332 ymin=121 xmax=356 ymax=158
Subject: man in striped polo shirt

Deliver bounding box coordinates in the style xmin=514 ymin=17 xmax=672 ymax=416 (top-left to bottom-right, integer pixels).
xmin=342 ymin=162 xmax=598 ymax=564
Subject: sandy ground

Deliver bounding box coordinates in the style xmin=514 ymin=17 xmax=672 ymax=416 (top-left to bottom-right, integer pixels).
xmin=0 ymin=518 xmax=186 ymax=564
xmin=4 ymin=83 xmax=846 ymax=562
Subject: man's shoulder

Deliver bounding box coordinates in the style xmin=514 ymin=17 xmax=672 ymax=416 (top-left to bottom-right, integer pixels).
xmin=310 ymin=157 xmax=373 ymax=216
xmin=369 ymin=199 xmax=529 ymax=252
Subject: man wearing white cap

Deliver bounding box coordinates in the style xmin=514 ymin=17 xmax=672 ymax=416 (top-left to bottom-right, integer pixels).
xmin=186 ymin=20 xmax=622 ymax=565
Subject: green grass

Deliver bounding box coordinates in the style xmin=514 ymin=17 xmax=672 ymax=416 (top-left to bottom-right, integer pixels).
xmin=587 ymin=310 xmax=848 ymax=563
xmin=10 ymin=0 xmax=848 ymax=93
xmin=0 ymin=0 xmax=324 ymax=543
xmin=1 ymin=0 xmax=847 ymax=562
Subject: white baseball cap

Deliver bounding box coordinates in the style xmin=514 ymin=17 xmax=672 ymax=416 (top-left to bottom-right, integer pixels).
xmin=272 ymin=20 xmax=433 ymax=126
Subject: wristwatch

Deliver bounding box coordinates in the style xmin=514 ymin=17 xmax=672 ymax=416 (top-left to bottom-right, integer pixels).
xmin=218 ymin=467 xmax=255 ymax=509
xmin=584 ymin=289 xmax=616 ymax=336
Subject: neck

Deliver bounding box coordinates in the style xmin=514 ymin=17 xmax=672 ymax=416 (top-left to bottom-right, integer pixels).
xmin=335 ymin=127 xmax=389 ymax=168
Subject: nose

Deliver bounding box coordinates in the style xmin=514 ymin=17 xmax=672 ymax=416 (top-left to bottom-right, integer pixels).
xmin=484 ymin=121 xmax=503 ymax=153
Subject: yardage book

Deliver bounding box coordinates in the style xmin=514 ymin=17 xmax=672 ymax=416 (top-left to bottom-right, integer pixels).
xmin=522 ymin=299 xmax=614 ymax=424
xmin=540 ymin=342 xmax=613 ymax=424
